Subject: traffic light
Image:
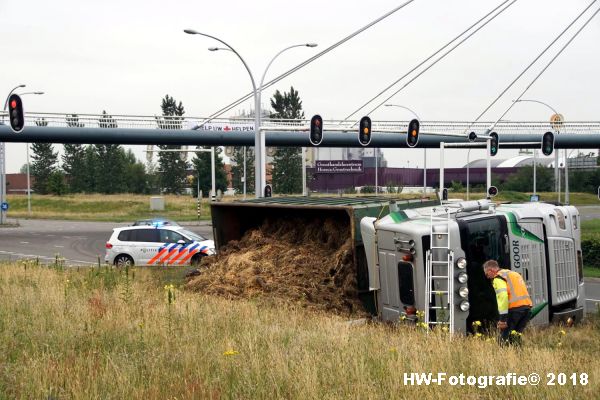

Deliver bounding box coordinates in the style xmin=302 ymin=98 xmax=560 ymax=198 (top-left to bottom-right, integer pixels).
xmin=542 ymin=131 xmax=554 ymax=156
xmin=358 ymin=116 xmax=372 ymax=146
xmin=309 ymin=114 xmax=323 ymax=146
xmin=406 ymin=119 xmax=420 ymax=147
xmin=487 ymin=186 xmax=498 ymax=198
xmin=489 ymin=132 xmax=498 ymax=157
xmin=442 ymin=188 xmax=448 ymax=201
xmin=264 ymin=184 xmax=272 ymax=198
xmin=8 ymin=94 xmax=24 ymax=133
xmin=468 ymin=131 xmax=477 ymax=142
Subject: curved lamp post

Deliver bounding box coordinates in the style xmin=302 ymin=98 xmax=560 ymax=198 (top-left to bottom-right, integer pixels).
xmin=185 ymin=29 xmax=316 ymax=197
xmin=385 ymin=104 xmax=424 ymax=194
xmin=208 ymin=42 xmax=317 ymax=196
xmin=512 ymin=99 xmax=565 ymax=203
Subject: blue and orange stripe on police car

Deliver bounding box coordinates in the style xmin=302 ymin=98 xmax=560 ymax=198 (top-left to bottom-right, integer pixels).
xmin=168 ymin=243 xmax=195 ymax=265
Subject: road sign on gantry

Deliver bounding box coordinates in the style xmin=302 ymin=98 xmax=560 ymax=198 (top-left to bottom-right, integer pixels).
xmin=550 ymin=113 xmax=564 ymax=131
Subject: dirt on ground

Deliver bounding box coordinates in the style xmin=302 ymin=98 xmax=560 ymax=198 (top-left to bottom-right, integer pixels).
xmin=185 ymin=217 xmax=367 ymax=315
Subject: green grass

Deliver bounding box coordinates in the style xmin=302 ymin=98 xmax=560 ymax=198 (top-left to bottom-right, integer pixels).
xmin=1 ymin=261 xmax=599 ymax=399
xmin=584 ymin=266 xmax=600 ymax=279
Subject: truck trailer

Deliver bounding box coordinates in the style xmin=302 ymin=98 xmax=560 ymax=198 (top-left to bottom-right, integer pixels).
xmin=360 ymin=199 xmax=585 ymax=333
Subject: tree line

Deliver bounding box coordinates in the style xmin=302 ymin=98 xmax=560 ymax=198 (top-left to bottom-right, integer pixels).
xmin=27 ymin=88 xmax=306 ymax=196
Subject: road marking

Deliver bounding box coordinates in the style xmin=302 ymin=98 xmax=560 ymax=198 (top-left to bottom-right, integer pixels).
xmin=19 ymin=241 xmax=29 ymax=244
xmin=54 ymin=245 xmax=64 ymax=248
xmin=586 ymin=298 xmax=600 ymax=303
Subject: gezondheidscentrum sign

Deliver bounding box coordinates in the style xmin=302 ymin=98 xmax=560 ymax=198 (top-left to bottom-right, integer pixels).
xmin=316 ymin=160 xmax=363 ymax=173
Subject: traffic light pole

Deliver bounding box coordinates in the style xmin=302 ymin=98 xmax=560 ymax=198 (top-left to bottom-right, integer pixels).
xmin=0 ymin=142 xmax=5 ymax=225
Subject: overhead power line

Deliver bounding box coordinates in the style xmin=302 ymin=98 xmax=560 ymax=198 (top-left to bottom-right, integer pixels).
xmin=342 ymin=0 xmax=514 ymax=122
xmin=472 ymin=0 xmax=598 ymax=132
xmin=487 ymin=3 xmax=600 ymax=131
xmin=200 ymin=0 xmax=417 ymax=124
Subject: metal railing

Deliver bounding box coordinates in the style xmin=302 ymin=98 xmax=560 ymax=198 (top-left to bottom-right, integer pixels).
xmin=1 ymin=111 xmax=599 ymax=134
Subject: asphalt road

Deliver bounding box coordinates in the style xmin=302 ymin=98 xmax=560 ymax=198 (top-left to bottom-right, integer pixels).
xmin=0 ymin=219 xmax=213 ymax=266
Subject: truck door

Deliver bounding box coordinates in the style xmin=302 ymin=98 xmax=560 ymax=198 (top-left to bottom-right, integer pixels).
xmin=458 ymin=216 xmax=509 ymax=329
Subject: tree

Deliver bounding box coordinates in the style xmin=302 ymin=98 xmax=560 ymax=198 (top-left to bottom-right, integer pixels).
xmin=47 ymin=170 xmax=68 ymax=195
xmin=31 ymin=143 xmax=58 ymax=194
xmin=156 ymin=95 xmax=188 ymax=194
xmin=82 ymin=145 xmax=99 ymax=192
xmin=503 ymin=165 xmax=554 ymax=192
xmin=270 ymin=86 xmax=304 ymax=194
xmin=94 ymin=144 xmax=127 ymax=193
xmin=191 ymin=147 xmax=228 ymax=197
xmin=62 ymin=144 xmax=87 ymax=192
xmin=230 ymin=146 xmax=255 ymax=195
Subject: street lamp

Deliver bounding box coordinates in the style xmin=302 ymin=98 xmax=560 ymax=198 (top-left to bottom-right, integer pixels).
xmin=184 ymin=29 xmax=261 ymax=198
xmin=186 ymin=29 xmax=316 ymax=197
xmin=385 ymin=104 xmax=425 ymax=194
xmin=1 ymin=84 xmax=26 ymax=225
xmin=512 ymin=99 xmax=565 ymax=203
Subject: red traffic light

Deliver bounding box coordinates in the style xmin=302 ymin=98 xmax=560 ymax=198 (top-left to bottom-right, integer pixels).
xmin=309 ymin=114 xmax=323 ymax=146
xmin=7 ymin=94 xmax=24 ymax=133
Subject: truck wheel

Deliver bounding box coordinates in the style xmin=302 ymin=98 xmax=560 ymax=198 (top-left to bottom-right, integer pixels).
xmin=114 ymin=254 xmax=134 ymax=268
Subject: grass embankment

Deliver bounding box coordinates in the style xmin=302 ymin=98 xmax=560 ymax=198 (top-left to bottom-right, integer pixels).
xmin=5 ymin=192 xmax=600 ymax=222
xmin=0 ymin=262 xmax=598 ymax=399
xmin=5 ymin=194 xmax=212 ymax=222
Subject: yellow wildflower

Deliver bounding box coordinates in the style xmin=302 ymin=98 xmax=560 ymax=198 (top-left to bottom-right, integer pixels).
xmin=223 ymin=350 xmax=239 ymax=356
xmin=472 ymin=320 xmax=482 ymax=327
xmin=559 ymin=330 xmax=566 ymax=336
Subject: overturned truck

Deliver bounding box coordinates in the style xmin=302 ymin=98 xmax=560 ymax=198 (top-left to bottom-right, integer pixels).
xmin=211 ymin=197 xmax=585 ymax=332
xmin=361 ymin=199 xmax=585 ymax=333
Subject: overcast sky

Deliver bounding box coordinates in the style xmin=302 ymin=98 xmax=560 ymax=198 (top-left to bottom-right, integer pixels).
xmin=1 ymin=0 xmax=598 ymax=172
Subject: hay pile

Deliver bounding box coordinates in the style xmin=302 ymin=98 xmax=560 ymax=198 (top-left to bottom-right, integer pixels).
xmin=186 ymin=217 xmax=366 ymax=315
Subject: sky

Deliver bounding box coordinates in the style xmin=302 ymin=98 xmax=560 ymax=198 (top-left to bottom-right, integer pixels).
xmin=1 ymin=0 xmax=599 ymax=173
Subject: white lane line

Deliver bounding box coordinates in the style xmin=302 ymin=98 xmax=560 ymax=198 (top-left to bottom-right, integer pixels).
xmin=54 ymin=245 xmax=65 ymax=248
xmin=586 ymin=299 xmax=600 ymax=303
xmin=20 ymin=241 xmax=29 ymax=244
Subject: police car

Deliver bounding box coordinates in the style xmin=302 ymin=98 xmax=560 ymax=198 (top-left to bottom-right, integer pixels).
xmin=105 ymin=224 xmax=215 ymax=267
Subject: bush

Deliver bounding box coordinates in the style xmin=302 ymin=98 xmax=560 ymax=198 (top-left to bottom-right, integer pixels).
xmin=360 ymin=186 xmax=375 ymax=194
xmin=582 ymin=236 xmax=600 ymax=268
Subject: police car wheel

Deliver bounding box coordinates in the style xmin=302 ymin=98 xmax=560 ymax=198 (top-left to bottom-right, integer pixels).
xmin=114 ymin=254 xmax=134 ymax=268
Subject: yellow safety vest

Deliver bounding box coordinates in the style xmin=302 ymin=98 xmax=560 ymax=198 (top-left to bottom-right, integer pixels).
xmin=495 ymin=269 xmax=532 ymax=309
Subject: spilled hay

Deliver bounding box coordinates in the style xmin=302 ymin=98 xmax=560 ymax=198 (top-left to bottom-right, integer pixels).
xmin=186 ymin=217 xmax=366 ymax=315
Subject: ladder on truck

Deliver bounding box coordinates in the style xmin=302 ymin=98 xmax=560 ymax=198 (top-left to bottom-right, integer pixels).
xmin=425 ymin=207 xmax=455 ymax=334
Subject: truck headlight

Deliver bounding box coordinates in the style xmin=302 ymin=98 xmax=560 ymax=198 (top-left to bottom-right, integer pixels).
xmin=456 ymin=257 xmax=467 ymax=269
xmin=457 ymin=272 xmax=468 ymax=283
xmin=459 ymin=300 xmax=470 ymax=311
xmin=458 ymin=286 xmax=469 ymax=298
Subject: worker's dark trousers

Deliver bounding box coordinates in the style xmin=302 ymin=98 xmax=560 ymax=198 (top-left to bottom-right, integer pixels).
xmin=500 ymin=306 xmax=532 ymax=345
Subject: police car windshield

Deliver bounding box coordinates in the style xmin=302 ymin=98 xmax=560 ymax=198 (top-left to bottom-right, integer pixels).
xmin=180 ymin=229 xmax=207 ymax=242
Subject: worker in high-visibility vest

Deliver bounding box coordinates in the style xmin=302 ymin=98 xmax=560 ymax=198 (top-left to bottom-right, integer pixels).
xmin=483 ymin=260 xmax=533 ymax=345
